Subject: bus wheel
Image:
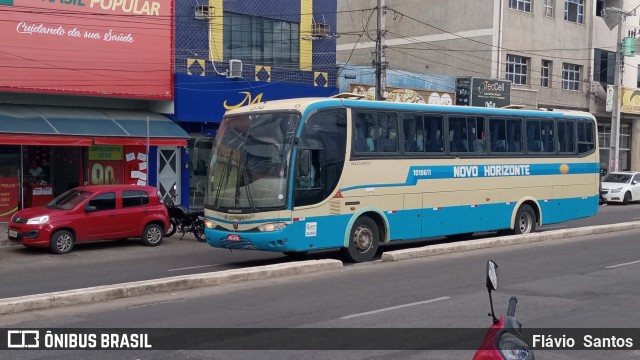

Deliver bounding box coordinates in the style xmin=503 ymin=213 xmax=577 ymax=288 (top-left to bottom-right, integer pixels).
xmin=342 ymin=216 xmax=379 ymax=263
xmin=513 ymin=204 xmax=536 ymax=235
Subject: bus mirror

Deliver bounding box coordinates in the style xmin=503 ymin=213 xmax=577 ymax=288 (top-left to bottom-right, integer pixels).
xmin=298 ymin=150 xmax=310 ymax=177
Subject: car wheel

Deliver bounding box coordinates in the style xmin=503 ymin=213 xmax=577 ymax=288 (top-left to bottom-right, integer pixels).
xmin=50 ymin=230 xmax=75 ymax=254
xmin=512 ymin=204 xmax=536 ymax=235
xmin=341 ymin=216 xmax=379 ymax=263
xmin=141 ymin=223 xmax=163 ymax=246
xmin=623 ymin=192 xmax=631 ymax=205
xmin=165 ymin=219 xmax=177 ymax=237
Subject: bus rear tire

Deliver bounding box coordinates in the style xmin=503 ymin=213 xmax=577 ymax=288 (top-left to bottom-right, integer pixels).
xmin=341 ymin=216 xmax=379 ymax=263
xmin=513 ymin=204 xmax=536 ymax=235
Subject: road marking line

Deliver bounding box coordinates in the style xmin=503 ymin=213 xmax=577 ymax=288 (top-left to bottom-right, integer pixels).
xmin=633 ymin=217 xmax=640 ymax=220
xmin=340 ymin=296 xmax=450 ymax=320
xmin=605 ymin=260 xmax=640 ymax=269
xmin=168 ymin=264 xmax=222 ymax=272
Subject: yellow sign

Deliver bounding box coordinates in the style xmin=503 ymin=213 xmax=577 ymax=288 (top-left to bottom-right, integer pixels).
xmin=89 ymin=145 xmax=123 ymax=161
xmin=621 ymin=87 xmax=640 ymax=115
xmin=223 ymin=91 xmax=264 ymax=110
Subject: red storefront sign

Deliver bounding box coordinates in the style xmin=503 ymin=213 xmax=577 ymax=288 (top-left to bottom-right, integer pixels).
xmin=0 ymin=0 xmax=174 ymax=99
xmin=0 ymin=177 xmax=19 ymax=222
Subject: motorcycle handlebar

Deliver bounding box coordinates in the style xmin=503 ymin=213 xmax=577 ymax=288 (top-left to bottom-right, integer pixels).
xmin=507 ymin=296 xmax=518 ymax=317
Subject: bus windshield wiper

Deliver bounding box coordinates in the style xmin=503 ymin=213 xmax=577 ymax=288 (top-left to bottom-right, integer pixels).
xmin=241 ymin=154 xmax=257 ymax=211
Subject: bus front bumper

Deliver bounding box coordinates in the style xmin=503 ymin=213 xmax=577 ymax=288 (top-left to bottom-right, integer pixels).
xmin=205 ymin=227 xmax=297 ymax=252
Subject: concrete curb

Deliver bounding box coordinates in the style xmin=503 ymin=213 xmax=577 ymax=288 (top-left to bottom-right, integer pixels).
xmin=381 ymin=221 xmax=640 ymax=262
xmin=0 ymin=259 xmax=343 ymax=316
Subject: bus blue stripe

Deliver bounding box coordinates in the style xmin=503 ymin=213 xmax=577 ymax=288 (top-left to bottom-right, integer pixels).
xmin=341 ymin=162 xmax=599 ymax=192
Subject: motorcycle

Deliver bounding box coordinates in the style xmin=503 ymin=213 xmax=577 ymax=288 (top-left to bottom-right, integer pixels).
xmin=473 ymin=260 xmax=534 ymax=360
xmin=164 ymin=189 xmax=206 ymax=242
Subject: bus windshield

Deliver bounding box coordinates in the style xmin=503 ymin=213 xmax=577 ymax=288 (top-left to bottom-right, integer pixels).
xmin=205 ymin=112 xmax=300 ymax=211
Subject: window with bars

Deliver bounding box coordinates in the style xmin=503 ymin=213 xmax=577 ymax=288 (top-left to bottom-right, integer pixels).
xmin=564 ymin=0 xmax=584 ymax=24
xmin=506 ymin=54 xmax=529 ymax=85
xmin=541 ymin=60 xmax=552 ymax=87
xmin=544 ymin=0 xmax=554 ymax=17
xmin=562 ymin=63 xmax=581 ymax=90
xmin=509 ymin=0 xmax=532 ymax=12
xmin=223 ymin=12 xmax=300 ymax=68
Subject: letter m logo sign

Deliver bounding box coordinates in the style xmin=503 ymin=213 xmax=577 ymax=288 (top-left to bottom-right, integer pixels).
xmin=0 ymin=0 xmax=13 ymax=5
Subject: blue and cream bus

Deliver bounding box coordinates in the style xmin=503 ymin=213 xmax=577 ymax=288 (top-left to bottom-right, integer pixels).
xmin=203 ymin=94 xmax=599 ymax=262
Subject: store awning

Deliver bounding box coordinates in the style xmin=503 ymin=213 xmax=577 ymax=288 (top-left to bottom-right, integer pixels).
xmin=0 ymin=104 xmax=190 ymax=146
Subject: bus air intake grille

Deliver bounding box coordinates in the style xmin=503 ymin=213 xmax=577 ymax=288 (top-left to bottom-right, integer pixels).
xmin=330 ymin=199 xmax=341 ymax=215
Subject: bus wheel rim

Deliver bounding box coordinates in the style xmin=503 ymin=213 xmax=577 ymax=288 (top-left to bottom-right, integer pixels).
xmin=354 ymin=225 xmax=373 ymax=252
xmin=519 ymin=212 xmax=532 ymax=233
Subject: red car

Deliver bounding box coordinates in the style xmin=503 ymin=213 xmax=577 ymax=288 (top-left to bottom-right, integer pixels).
xmin=8 ymin=185 xmax=170 ymax=254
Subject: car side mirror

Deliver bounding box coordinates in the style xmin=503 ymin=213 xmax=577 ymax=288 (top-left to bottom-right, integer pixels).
xmin=84 ymin=205 xmax=97 ymax=213
xmin=486 ymin=260 xmax=499 ymax=291
xmin=633 ymin=180 xmax=638 ymax=185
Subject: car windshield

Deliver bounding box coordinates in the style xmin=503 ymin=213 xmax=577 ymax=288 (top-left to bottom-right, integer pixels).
xmin=45 ymin=189 xmax=93 ymax=210
xmin=205 ymin=112 xmax=300 ymax=211
xmin=602 ymin=173 xmax=632 ymax=184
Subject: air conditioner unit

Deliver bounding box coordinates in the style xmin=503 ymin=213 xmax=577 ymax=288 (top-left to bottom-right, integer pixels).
xmin=312 ymin=23 xmax=330 ymax=38
xmin=194 ymin=5 xmax=209 ymax=20
xmin=227 ymin=59 xmax=243 ymax=78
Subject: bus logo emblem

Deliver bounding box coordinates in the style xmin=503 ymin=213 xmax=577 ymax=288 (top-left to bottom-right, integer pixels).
xmin=233 ymin=222 xmax=238 ymax=229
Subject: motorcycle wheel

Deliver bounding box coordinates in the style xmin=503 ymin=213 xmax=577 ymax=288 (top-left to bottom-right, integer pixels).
xmin=193 ymin=219 xmax=206 ymax=242
xmin=165 ymin=219 xmax=178 ymax=237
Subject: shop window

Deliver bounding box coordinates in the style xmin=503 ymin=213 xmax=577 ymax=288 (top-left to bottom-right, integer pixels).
xmin=188 ymin=137 xmax=215 ymax=209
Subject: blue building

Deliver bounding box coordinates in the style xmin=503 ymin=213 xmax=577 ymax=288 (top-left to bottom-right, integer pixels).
xmin=173 ymin=0 xmax=339 ymax=207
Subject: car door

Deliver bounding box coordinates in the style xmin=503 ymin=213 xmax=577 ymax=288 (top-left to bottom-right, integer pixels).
xmin=119 ymin=189 xmax=150 ymax=237
xmin=632 ymin=174 xmax=640 ymax=200
xmin=83 ymin=191 xmax=121 ymax=240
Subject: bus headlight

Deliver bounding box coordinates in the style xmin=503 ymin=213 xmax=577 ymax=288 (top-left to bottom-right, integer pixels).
xmin=258 ymin=222 xmax=287 ymax=232
xmin=204 ymin=220 xmax=215 ymax=229
xmin=611 ymin=187 xmax=623 ymax=193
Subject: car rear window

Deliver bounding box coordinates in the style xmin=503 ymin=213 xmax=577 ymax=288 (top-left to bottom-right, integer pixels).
xmin=122 ymin=190 xmax=150 ymax=208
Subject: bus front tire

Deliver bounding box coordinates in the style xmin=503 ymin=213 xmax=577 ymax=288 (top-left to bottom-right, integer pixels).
xmin=342 ymin=216 xmax=379 ymax=263
xmin=513 ymin=204 xmax=536 ymax=235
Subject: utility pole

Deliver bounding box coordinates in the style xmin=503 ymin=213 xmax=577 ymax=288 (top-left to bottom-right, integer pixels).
xmin=604 ymin=7 xmax=635 ymax=173
xmin=375 ymin=0 xmax=386 ymax=101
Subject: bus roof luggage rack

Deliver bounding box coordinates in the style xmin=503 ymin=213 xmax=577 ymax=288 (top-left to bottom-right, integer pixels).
xmin=331 ymin=92 xmax=366 ymax=100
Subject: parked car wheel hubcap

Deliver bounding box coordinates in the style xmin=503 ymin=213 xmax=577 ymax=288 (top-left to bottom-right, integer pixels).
xmin=57 ymin=234 xmax=72 ymax=252
xmin=147 ymin=227 xmax=162 ymax=244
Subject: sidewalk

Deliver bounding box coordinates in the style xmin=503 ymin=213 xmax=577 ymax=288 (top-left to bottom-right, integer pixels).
xmin=0 ymin=223 xmax=8 ymax=247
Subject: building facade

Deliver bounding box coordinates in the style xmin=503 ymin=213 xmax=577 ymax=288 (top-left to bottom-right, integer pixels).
xmin=173 ymin=0 xmax=340 ymax=207
xmin=337 ymin=0 xmax=640 ymax=172
xmin=0 ymin=0 xmax=189 ymax=230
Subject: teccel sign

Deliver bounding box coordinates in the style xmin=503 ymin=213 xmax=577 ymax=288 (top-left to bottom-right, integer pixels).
xmin=456 ymin=77 xmax=511 ymax=108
